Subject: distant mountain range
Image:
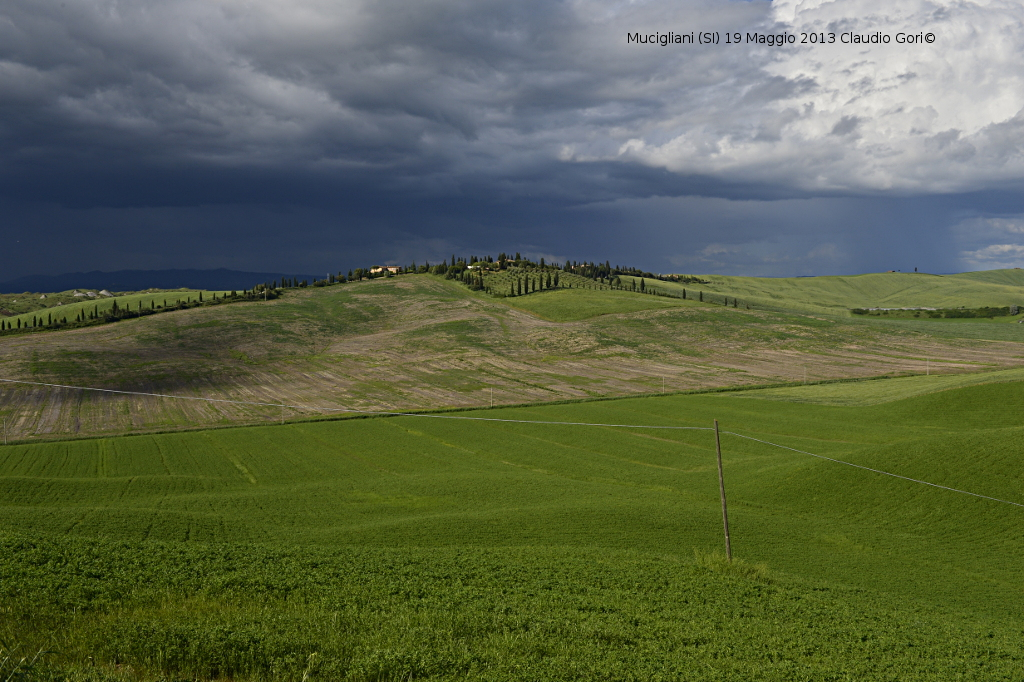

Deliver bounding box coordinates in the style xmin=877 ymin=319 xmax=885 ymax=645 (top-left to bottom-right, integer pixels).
xmin=0 ymin=269 xmax=319 ymax=294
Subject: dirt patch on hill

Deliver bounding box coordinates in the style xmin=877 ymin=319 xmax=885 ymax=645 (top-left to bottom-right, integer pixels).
xmin=1 ymin=277 xmax=1021 ymax=440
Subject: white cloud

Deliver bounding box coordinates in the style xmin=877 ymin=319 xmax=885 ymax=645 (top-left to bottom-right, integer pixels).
xmin=3 ymin=0 xmax=1024 ymax=198
xmin=960 ymin=243 xmax=1024 ymax=269
xmin=954 ymin=215 xmax=1024 ymax=269
xmin=614 ymin=0 xmax=1024 ymax=192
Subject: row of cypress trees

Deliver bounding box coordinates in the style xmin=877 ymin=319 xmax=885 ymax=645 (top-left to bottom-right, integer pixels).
xmin=0 ymin=289 xmax=259 ymax=335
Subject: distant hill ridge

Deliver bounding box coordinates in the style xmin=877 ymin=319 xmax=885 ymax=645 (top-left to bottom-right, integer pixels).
xmin=0 ymin=268 xmax=317 ymax=294
xmin=637 ymin=269 xmax=1024 ymax=314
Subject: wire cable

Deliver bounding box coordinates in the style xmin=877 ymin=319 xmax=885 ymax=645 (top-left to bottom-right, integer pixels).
xmin=723 ymin=430 xmax=1024 ymax=508
xmin=2 ymin=377 xmax=1021 ymax=507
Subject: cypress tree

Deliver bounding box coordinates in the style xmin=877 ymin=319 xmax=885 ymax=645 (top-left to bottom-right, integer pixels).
xmin=699 ymin=291 xmax=703 ymax=302
xmin=48 ymin=313 xmax=52 ymax=325
xmin=682 ymin=288 xmax=686 ymax=299
xmin=640 ymin=278 xmax=645 ymax=292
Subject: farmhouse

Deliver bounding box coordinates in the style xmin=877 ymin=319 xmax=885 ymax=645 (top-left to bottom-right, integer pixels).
xmin=370 ymin=265 xmax=401 ymax=274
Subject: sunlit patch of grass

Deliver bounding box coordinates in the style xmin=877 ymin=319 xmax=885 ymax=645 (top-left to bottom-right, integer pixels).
xmin=693 ymin=548 xmax=772 ymax=583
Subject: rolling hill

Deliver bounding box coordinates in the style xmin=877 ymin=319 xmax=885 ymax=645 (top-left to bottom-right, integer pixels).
xmin=0 ymin=268 xmax=315 ymax=294
xmin=4 ymin=376 xmax=1024 ymax=679
xmin=1 ymin=274 xmax=1022 ymax=441
xmin=634 ymin=268 xmax=1024 ymax=314
xmin=5 ymin=268 xmax=1024 ymax=679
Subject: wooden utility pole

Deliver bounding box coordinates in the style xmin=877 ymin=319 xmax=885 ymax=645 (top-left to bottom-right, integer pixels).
xmin=714 ymin=419 xmax=732 ymax=562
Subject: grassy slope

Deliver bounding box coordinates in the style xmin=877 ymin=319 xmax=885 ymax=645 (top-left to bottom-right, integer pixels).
xmin=737 ymin=366 xmax=1024 ymax=405
xmin=10 ymin=275 xmax=1022 ymax=439
xmin=633 ymin=269 xmax=1024 ymax=314
xmin=4 ymin=377 xmax=1024 ymax=678
xmin=1 ymin=290 xmax=230 ymax=328
xmin=500 ymin=286 xmax=694 ymax=321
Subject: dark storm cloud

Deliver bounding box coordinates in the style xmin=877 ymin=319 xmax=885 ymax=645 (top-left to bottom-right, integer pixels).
xmin=0 ymin=0 xmax=773 ymax=187
xmin=2 ymin=0 xmax=1024 ymax=279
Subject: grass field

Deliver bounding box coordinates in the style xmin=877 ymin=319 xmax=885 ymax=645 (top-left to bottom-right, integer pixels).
xmin=501 ymin=287 xmax=694 ymax=321
xmin=480 ymin=266 xmax=618 ymax=299
xmin=0 ymin=290 xmax=231 ymax=330
xmin=5 ymin=375 xmax=1024 ymax=679
xmin=5 ymin=275 xmax=1022 ymax=440
xmin=631 ymin=269 xmax=1024 ymax=315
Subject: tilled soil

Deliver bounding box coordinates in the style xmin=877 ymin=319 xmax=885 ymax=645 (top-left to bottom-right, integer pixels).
xmin=1 ymin=277 xmax=1021 ymax=440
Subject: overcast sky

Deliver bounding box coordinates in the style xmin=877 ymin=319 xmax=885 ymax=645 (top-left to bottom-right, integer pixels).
xmin=3 ymin=0 xmax=1024 ymax=278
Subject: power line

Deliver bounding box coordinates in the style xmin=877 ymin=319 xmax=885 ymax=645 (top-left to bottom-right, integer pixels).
xmin=723 ymin=431 xmax=1024 ymax=509
xmin=1 ymin=377 xmax=1022 ymax=508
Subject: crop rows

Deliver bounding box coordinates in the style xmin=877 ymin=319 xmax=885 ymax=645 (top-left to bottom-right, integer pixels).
xmin=4 ymin=378 xmax=1024 ymax=678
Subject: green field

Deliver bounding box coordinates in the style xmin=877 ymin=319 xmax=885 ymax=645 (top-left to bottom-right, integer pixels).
xmin=480 ymin=266 xmax=617 ymax=298
xmin=1 ymin=290 xmax=231 ymax=329
xmin=631 ymin=269 xmax=1024 ymax=315
xmin=5 ymin=375 xmax=1024 ymax=679
xmin=502 ymin=287 xmax=694 ymax=321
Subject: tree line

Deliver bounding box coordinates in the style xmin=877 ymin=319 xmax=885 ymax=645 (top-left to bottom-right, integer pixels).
xmin=0 ymin=254 xmax=748 ymax=336
xmin=0 ymin=289 xmax=271 ymax=335
xmin=250 ymin=253 xmax=746 ymax=306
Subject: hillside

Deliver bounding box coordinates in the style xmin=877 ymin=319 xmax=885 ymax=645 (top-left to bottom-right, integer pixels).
xmin=1 ymin=275 xmax=1023 ymax=441
xmin=633 ymin=269 xmax=1024 ymax=314
xmin=0 ymin=268 xmax=314 ymax=294
xmin=0 ymin=289 xmax=230 ymax=329
xmin=5 ymin=377 xmax=1024 ymax=679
